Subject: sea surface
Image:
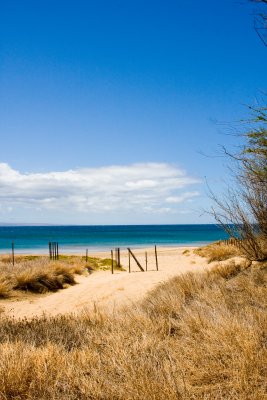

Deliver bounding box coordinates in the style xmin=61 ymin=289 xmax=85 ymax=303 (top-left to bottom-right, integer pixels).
xmin=0 ymin=225 xmax=229 ymax=255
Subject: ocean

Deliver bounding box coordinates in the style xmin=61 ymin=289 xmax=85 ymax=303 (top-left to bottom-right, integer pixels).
xmin=0 ymin=225 xmax=228 ymax=254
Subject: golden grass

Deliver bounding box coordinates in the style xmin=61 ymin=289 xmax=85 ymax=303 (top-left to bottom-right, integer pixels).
xmin=194 ymin=242 xmax=240 ymax=263
xmin=0 ymin=276 xmax=14 ymax=298
xmin=0 ymin=260 xmax=79 ymax=296
xmin=0 ymin=254 xmax=122 ymax=297
xmin=0 ymin=254 xmax=40 ymax=264
xmin=0 ymin=260 xmax=266 ymax=399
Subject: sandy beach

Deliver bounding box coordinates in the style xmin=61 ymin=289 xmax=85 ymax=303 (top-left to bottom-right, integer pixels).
xmin=0 ymin=246 xmax=209 ymax=319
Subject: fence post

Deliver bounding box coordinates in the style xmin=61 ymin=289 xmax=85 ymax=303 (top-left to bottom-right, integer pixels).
xmin=52 ymin=242 xmax=56 ymax=260
xmin=111 ymin=250 xmax=114 ymax=274
xmin=12 ymin=242 xmax=15 ymax=266
xmin=86 ymin=248 xmax=88 ymax=262
xmin=155 ymin=245 xmax=158 ymax=271
xmin=56 ymin=242 xmax=59 ymax=260
xmin=127 ymin=248 xmax=144 ymax=272
xmin=128 ymin=248 xmax=131 ymax=273
xmin=145 ymin=251 xmax=147 ymax=271
xmin=118 ymin=248 xmax=120 ymax=268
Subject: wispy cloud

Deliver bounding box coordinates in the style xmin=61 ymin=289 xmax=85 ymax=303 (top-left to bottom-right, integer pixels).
xmin=0 ymin=163 xmax=201 ymax=215
xmin=165 ymin=192 xmax=200 ymax=204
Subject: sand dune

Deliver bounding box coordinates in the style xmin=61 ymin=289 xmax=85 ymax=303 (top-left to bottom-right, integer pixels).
xmin=1 ymin=246 xmax=209 ymax=319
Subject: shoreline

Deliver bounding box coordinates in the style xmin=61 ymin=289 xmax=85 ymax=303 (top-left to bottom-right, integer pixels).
xmin=0 ymin=242 xmax=208 ymax=256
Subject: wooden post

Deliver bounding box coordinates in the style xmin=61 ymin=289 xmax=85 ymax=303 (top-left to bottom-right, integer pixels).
xmin=128 ymin=248 xmax=131 ymax=273
xmin=86 ymin=248 xmax=88 ymax=262
xmin=127 ymin=248 xmax=144 ymax=272
xmin=145 ymin=251 xmax=147 ymax=271
xmin=118 ymin=248 xmax=120 ymax=269
xmin=12 ymin=242 xmax=15 ymax=266
xmin=111 ymin=250 xmax=114 ymax=274
xmin=155 ymin=245 xmax=158 ymax=271
xmin=56 ymin=242 xmax=59 ymax=260
xmin=49 ymin=242 xmax=51 ymax=260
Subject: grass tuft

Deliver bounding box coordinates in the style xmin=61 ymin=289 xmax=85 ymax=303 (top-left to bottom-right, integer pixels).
xmin=0 ymin=254 xmax=125 ymax=296
xmin=13 ymin=265 xmax=76 ymax=293
xmin=0 ymin=277 xmax=13 ymax=298
xmin=0 ymin=258 xmax=85 ymax=295
xmin=194 ymin=242 xmax=240 ymax=263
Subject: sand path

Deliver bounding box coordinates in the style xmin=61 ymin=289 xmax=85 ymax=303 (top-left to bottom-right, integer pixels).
xmin=0 ymin=247 xmax=209 ymax=319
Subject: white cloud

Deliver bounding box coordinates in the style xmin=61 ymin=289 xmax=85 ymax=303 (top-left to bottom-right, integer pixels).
xmin=165 ymin=191 xmax=200 ymax=204
xmin=0 ymin=163 xmax=201 ymax=215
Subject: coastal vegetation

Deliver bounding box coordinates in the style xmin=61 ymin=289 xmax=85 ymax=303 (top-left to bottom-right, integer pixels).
xmin=0 ymin=255 xmax=122 ymax=298
xmin=194 ymin=242 xmax=240 ymax=263
xmin=0 ymin=256 xmax=266 ymax=399
xmin=210 ymin=104 xmax=267 ymax=262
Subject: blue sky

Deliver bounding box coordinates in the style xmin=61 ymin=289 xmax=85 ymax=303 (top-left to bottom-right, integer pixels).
xmin=0 ymin=0 xmax=266 ymax=224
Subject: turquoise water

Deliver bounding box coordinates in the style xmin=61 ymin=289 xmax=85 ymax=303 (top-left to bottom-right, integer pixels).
xmin=0 ymin=225 xmax=228 ymax=254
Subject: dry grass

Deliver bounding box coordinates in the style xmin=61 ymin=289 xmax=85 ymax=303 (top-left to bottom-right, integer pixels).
xmin=194 ymin=242 xmax=241 ymax=263
xmin=0 ymin=259 xmax=80 ymax=297
xmin=0 ymin=255 xmax=122 ymax=298
xmin=0 ymin=276 xmax=14 ymax=299
xmin=182 ymin=249 xmax=190 ymax=256
xmin=0 ymin=260 xmax=266 ymax=399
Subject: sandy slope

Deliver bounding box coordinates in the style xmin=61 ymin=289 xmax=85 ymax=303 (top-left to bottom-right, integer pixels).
xmin=0 ymin=247 xmax=209 ymax=319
